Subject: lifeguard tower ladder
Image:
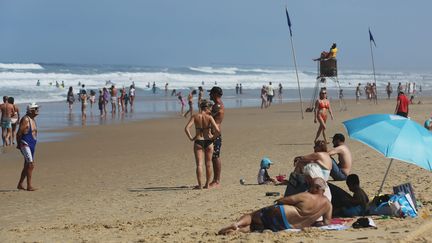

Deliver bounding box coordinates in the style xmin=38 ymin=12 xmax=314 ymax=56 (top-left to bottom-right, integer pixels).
xmin=307 ymin=58 xmax=346 ymax=112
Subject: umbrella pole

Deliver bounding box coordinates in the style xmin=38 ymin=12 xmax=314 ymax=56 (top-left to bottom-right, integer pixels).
xmin=377 ymin=158 xmax=394 ymax=195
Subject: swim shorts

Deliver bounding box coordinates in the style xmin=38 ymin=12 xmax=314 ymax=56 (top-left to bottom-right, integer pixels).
xmin=1 ymin=119 xmax=12 ymax=129
xmin=212 ymin=136 xmax=222 ymax=159
xmin=20 ymin=144 xmax=34 ymax=163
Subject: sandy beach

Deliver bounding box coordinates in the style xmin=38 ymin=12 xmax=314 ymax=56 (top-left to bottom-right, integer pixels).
xmin=1 ymin=97 xmax=431 ymax=242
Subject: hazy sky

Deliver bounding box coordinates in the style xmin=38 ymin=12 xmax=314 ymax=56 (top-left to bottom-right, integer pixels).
xmin=0 ymin=0 xmax=431 ymax=70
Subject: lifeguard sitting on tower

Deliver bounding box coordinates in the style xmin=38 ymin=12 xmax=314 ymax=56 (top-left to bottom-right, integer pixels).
xmin=314 ymin=43 xmax=338 ymax=61
xmin=314 ymin=43 xmax=338 ymax=77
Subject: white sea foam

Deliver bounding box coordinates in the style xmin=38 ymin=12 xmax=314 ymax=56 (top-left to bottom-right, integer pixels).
xmin=0 ymin=65 xmax=431 ymax=104
xmin=0 ymin=63 xmax=44 ymax=70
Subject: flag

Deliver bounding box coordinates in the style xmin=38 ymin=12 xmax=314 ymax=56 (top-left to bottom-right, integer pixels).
xmin=285 ymin=8 xmax=292 ymax=37
xmin=369 ymin=28 xmax=376 ymax=47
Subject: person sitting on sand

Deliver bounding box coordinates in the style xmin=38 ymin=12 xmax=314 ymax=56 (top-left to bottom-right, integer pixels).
xmin=328 ymin=133 xmax=352 ymax=181
xmin=218 ymin=178 xmax=332 ymax=234
xmin=184 ymin=99 xmax=220 ymax=189
xmin=282 ymin=141 xmax=332 ymax=201
xmin=257 ymin=157 xmax=277 ymax=185
xmin=329 ymin=174 xmax=369 ymax=217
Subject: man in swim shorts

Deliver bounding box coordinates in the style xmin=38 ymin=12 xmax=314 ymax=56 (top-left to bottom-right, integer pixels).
xmin=218 ymin=178 xmax=332 ymax=234
xmin=0 ymin=96 xmax=14 ymax=146
xmin=208 ymin=87 xmax=224 ymax=188
xmin=328 ymin=133 xmax=352 ymax=181
xmin=110 ymin=84 xmax=117 ymax=113
xmin=16 ymin=102 xmax=39 ymax=191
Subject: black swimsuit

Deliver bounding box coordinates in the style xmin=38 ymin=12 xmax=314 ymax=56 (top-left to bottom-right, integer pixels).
xmin=195 ymin=116 xmax=213 ymax=149
xmin=194 ymin=139 xmax=213 ymax=149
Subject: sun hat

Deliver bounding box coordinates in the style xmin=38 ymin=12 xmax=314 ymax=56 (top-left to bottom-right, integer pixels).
xmin=260 ymin=157 xmax=273 ymax=169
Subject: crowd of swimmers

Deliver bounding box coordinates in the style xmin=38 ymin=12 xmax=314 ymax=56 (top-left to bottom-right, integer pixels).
xmin=66 ymin=83 xmax=136 ymax=119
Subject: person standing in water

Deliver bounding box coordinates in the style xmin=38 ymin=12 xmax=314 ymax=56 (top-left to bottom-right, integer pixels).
xmin=17 ymin=103 xmax=39 ymax=191
xmin=183 ymin=90 xmax=197 ymax=118
xmin=66 ymin=87 xmax=75 ymax=112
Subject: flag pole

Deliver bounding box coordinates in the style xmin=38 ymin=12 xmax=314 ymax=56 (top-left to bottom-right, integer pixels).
xmin=286 ymin=7 xmax=304 ymax=119
xmin=369 ymin=28 xmax=378 ymax=104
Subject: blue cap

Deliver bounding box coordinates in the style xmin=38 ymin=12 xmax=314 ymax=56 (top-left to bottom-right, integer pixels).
xmin=260 ymin=157 xmax=273 ymax=169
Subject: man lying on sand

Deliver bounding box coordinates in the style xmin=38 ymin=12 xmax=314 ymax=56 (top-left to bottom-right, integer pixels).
xmin=218 ymin=178 xmax=332 ymax=234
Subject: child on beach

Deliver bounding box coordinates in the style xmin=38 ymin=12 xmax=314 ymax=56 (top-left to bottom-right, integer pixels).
xmin=257 ymin=157 xmax=277 ymax=185
xmin=333 ymin=174 xmax=369 ymax=217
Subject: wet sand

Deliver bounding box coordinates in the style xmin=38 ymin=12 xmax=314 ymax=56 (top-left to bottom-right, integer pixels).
xmin=0 ymin=97 xmax=431 ymax=242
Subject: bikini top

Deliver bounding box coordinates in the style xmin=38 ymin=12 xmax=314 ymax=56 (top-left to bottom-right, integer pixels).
xmin=195 ymin=115 xmax=212 ymax=134
xmin=318 ymin=100 xmax=330 ymax=109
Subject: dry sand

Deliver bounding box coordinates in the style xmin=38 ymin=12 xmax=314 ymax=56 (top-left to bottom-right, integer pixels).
xmin=1 ymin=97 xmax=431 ymax=242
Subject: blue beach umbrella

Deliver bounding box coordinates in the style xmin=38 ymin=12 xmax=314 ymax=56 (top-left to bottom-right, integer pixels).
xmin=343 ymin=114 xmax=432 ymax=194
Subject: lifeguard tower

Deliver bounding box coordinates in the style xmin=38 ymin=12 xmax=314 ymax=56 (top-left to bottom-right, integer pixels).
xmin=307 ymin=58 xmax=346 ymax=112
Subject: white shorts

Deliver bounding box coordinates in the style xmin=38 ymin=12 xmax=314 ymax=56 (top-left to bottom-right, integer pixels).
xmin=111 ymin=97 xmax=117 ymax=103
xmin=20 ymin=145 xmax=34 ymax=163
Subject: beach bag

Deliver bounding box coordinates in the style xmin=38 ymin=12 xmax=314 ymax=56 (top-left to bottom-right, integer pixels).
xmin=388 ymin=193 xmax=417 ymax=218
xmin=393 ymin=183 xmax=417 ymax=210
xmin=368 ymin=194 xmax=393 ymax=216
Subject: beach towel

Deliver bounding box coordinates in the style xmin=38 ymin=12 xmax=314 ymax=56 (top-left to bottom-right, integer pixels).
xmin=284 ymin=224 xmax=349 ymax=232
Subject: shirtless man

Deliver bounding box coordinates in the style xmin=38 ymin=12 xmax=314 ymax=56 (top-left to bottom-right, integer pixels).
xmin=218 ymin=178 xmax=332 ymax=234
xmin=17 ymin=103 xmax=39 ymax=191
xmin=208 ymin=87 xmax=224 ymax=188
xmin=110 ymin=84 xmax=117 ymax=113
xmin=0 ymin=96 xmax=14 ymax=146
xmin=328 ymin=133 xmax=352 ymax=181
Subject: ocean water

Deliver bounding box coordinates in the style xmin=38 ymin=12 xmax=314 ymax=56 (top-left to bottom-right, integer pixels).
xmin=1 ymin=62 xmax=432 ymax=104
xmin=1 ymin=63 xmax=431 ymax=142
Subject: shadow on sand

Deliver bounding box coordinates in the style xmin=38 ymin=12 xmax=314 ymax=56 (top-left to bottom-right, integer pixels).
xmin=277 ymin=143 xmax=312 ymax=146
xmin=0 ymin=189 xmax=20 ymax=192
xmin=128 ymin=186 xmax=192 ymax=192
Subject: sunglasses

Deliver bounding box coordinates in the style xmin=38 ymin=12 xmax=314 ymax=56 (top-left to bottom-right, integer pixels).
xmin=320 ymin=92 xmax=327 ymax=94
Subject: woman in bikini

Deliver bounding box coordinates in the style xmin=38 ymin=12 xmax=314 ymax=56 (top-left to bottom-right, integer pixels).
xmin=185 ymin=99 xmax=220 ymax=189
xmin=314 ymin=89 xmax=334 ymax=143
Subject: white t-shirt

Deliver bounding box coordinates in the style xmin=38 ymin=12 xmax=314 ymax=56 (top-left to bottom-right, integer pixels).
xmin=267 ymin=85 xmax=274 ymax=96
